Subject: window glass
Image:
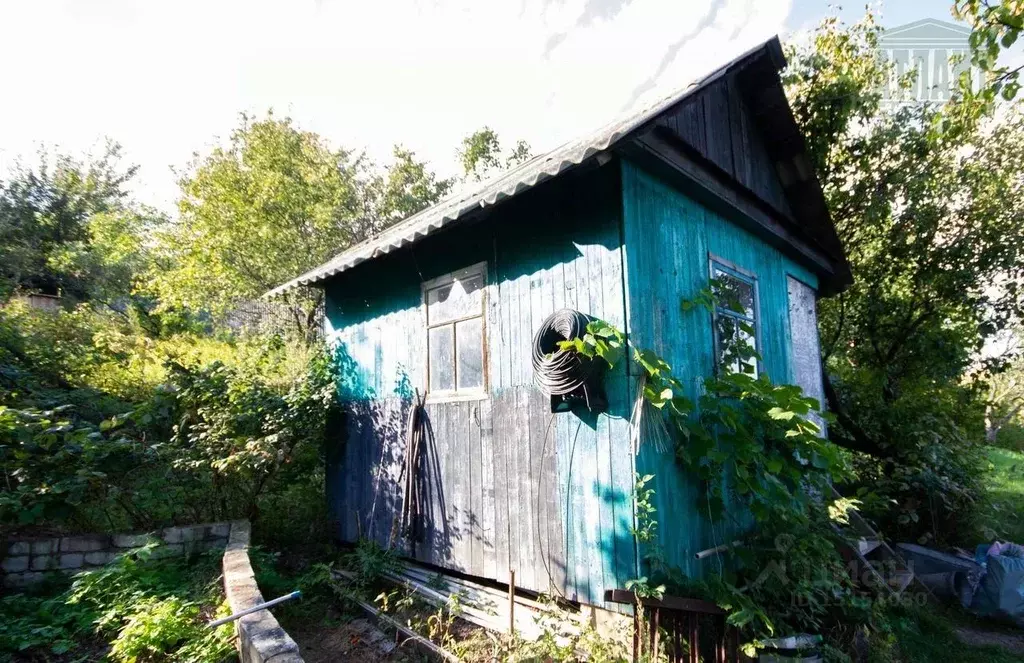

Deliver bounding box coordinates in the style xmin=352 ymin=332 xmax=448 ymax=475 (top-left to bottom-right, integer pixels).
xmin=426 ymin=273 xmax=484 ymax=325
xmin=711 ymin=265 xmax=755 ymax=319
xmin=424 ymin=263 xmax=487 ymax=397
xmin=714 ymin=313 xmax=758 ymax=376
xmin=456 ymin=317 xmax=484 ymax=390
xmin=428 ymin=325 xmax=455 ymax=392
xmin=711 ymin=262 xmax=759 ymax=377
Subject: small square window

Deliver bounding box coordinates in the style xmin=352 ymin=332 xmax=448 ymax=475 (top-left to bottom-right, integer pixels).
xmin=710 ymin=261 xmax=759 ymax=377
xmin=423 ymin=263 xmax=487 ymax=399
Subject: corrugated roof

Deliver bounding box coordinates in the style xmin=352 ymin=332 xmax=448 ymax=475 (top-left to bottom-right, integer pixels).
xmin=266 ymin=39 xmax=771 ymax=298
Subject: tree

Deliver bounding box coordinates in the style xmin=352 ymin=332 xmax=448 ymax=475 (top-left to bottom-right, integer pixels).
xmin=785 ymin=12 xmax=1024 ymax=542
xmin=151 ymin=113 xmax=452 ymax=338
xmin=457 ymin=127 xmax=532 ymax=182
xmin=981 ymin=332 xmax=1024 ymax=443
xmin=0 ymin=142 xmax=154 ymax=305
xmin=363 ymin=146 xmax=454 ymax=236
xmin=955 ymin=0 xmax=1024 ymax=101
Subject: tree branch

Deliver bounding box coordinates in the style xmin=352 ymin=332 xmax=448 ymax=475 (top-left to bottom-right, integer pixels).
xmin=822 ymin=372 xmax=887 ymax=457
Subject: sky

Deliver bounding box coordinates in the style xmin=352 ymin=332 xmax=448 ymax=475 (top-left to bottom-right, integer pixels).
xmin=0 ymin=0 xmax=973 ymax=213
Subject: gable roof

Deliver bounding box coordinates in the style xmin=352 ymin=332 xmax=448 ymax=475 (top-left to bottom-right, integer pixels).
xmin=268 ymin=37 xmax=849 ymax=298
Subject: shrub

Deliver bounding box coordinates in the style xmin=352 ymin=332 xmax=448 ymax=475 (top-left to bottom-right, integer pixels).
xmin=0 ymin=547 xmax=235 ymax=662
xmin=0 ymin=404 xmax=155 ymax=530
xmin=0 ymin=324 xmax=335 ymax=535
xmin=995 ymin=423 xmax=1024 ymax=453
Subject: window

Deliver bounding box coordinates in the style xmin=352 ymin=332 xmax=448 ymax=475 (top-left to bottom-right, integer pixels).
xmin=710 ymin=260 xmax=759 ymax=376
xmin=423 ymin=262 xmax=487 ymax=398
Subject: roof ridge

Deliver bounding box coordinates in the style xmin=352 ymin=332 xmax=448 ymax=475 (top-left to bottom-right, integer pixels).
xmin=266 ymin=37 xmax=782 ymax=297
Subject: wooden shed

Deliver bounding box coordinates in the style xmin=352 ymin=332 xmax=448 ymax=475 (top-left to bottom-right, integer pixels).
xmin=269 ymin=37 xmax=850 ymax=611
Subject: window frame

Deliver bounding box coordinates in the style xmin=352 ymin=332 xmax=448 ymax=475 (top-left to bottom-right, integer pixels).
xmin=422 ymin=261 xmax=489 ymax=403
xmin=708 ymin=255 xmax=761 ymax=377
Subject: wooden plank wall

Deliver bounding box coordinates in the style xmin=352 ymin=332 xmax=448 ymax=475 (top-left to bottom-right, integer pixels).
xmin=655 ymin=78 xmax=794 ymax=222
xmin=323 ymin=165 xmax=635 ymax=607
xmin=620 ymin=160 xmax=817 ymax=579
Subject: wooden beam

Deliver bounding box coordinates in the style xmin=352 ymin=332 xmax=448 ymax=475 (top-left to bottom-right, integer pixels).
xmin=604 ymin=589 xmax=726 ymax=615
xmin=332 ymin=569 xmax=461 ymax=662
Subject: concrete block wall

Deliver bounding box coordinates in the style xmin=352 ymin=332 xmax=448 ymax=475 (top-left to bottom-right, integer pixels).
xmin=2 ymin=522 xmax=231 ymax=588
xmin=221 ymin=521 xmax=303 ymax=663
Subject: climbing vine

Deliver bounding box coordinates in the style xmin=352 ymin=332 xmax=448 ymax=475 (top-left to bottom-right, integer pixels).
xmin=560 ymin=283 xmax=849 ymax=524
xmin=561 ymin=282 xmax=861 ymax=644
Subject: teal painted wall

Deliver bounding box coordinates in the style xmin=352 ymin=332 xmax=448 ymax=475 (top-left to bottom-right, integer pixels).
xmin=323 ymin=165 xmax=635 ymax=607
xmin=620 ymin=160 xmax=818 ymax=578
xmin=323 ymin=157 xmax=824 ymax=605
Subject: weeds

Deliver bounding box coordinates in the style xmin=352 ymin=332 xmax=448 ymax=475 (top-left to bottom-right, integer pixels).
xmin=0 ymin=546 xmax=234 ymax=662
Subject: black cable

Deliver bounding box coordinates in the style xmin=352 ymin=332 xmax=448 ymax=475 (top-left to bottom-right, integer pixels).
xmin=534 ymin=411 xmax=568 ymax=599
xmin=531 ymin=308 xmax=600 ymax=402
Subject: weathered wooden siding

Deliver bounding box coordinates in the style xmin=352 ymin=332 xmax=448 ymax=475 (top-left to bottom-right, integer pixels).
xmin=620 ymin=160 xmax=817 ymax=578
xmin=324 ymin=165 xmax=635 ymax=607
xmin=787 ymin=276 xmax=827 ymax=434
xmin=654 ymin=78 xmax=794 ymax=223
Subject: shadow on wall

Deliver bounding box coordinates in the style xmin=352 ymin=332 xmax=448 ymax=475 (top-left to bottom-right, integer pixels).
xmin=327 ymin=342 xmax=454 ymax=566
xmin=415 ymin=406 xmax=454 ymax=563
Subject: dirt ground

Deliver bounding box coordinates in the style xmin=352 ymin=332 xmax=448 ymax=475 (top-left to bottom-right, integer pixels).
xmin=954 ymin=625 xmax=1024 ymax=656
xmin=290 ymin=618 xmax=431 ymax=663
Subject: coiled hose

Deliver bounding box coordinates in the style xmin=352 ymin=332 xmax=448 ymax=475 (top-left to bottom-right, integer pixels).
xmin=531 ymin=308 xmax=601 ymax=398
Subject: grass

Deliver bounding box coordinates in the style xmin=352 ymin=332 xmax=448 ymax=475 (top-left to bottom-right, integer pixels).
xmin=979 ymin=445 xmax=1024 ymax=544
xmin=878 ymin=605 xmax=1023 ymax=663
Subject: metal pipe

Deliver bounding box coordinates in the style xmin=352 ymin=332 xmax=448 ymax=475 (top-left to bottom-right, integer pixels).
xmin=208 ymin=591 xmax=302 ymax=627
xmin=508 ymin=569 xmax=516 ymax=636
xmin=694 ymin=541 xmax=742 ymax=560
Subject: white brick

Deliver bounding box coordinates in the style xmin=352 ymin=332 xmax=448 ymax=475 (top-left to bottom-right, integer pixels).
xmin=208 ymin=523 xmax=231 ymax=539
xmin=3 ymin=571 xmax=43 ymax=588
xmin=112 ymin=533 xmax=153 ymax=548
xmin=2 ymin=556 xmax=29 ymax=573
xmin=30 ymin=539 xmax=56 ymax=555
xmin=84 ymin=551 xmax=115 ymax=566
xmin=151 ymin=543 xmax=184 ymax=559
xmin=7 ymin=542 xmax=29 ymax=556
xmin=161 ymin=527 xmax=185 ymax=544
xmin=60 ymin=536 xmax=107 ymax=553
xmin=58 ymin=553 xmax=84 ymax=569
xmin=30 ymin=555 xmax=55 ymax=571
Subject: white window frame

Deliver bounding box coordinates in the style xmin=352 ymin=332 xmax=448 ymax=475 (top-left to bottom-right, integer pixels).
xmin=422 ymin=261 xmax=489 ymax=402
xmin=708 ymin=255 xmax=761 ymax=377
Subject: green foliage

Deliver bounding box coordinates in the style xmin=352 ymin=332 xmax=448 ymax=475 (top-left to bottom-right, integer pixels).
xmin=0 ymin=306 xmax=337 ymax=535
xmin=346 ymin=537 xmax=400 ymax=589
xmin=784 ymin=9 xmax=1024 ymax=545
xmin=0 ymin=547 xmax=235 ymax=662
xmin=631 ymin=472 xmax=658 ymax=546
xmin=667 ymin=286 xmax=849 ymax=526
xmin=555 ymin=318 xmax=626 ymax=369
xmin=979 ymin=445 xmax=1024 ymax=544
xmin=783 ymin=14 xmax=888 ymax=182
xmin=457 ymin=126 xmax=532 ymax=182
xmin=994 ymin=422 xmax=1024 ymax=452
xmin=0 ymin=404 xmax=146 ymax=529
xmin=562 ymin=297 xmax=855 ymax=644
xmin=683 ymin=372 xmax=847 ymax=523
xmin=514 ymin=595 xmax=635 ymax=663
xmin=955 ymin=0 xmax=1024 ymax=103
xmin=151 ymin=112 xmax=452 ymax=335
xmin=159 ymin=348 xmax=335 ymax=524
xmin=0 ymin=142 xmax=162 ymax=305
xmin=985 ymin=349 xmax=1024 ymax=447
xmin=877 ymin=603 xmax=1024 ymax=663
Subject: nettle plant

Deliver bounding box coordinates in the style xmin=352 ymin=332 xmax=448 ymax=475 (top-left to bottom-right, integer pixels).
xmin=560 ymin=281 xmax=857 ymax=640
